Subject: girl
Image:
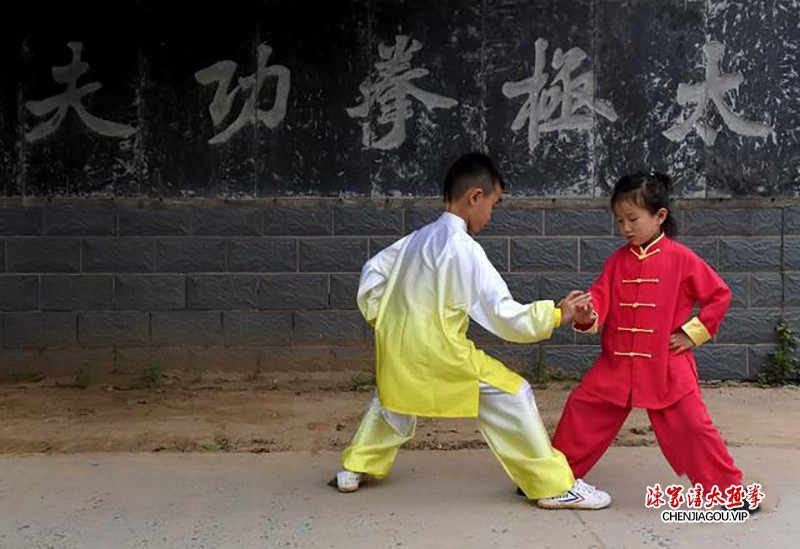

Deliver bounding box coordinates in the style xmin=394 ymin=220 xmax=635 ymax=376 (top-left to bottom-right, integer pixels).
xmin=546 ymin=170 xmax=747 ymax=508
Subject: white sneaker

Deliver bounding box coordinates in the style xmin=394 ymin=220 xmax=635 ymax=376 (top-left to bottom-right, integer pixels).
xmin=536 ymin=479 xmax=612 ymax=510
xmin=335 ymin=470 xmax=363 ymax=493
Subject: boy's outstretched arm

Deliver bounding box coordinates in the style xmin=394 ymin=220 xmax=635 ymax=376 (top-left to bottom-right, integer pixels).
xmin=449 ymin=237 xmax=581 ymax=344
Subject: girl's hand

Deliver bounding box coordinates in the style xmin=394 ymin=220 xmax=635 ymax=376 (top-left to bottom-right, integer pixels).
xmin=573 ymin=301 xmax=595 ymax=325
xmin=669 ymin=331 xmax=694 ymax=354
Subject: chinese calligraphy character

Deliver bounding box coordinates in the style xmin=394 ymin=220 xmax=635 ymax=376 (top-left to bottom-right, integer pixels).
xmin=665 ymin=484 xmax=685 ymax=509
xmin=662 ymin=40 xmax=773 ymax=146
xmin=502 ymin=37 xmax=617 ymax=153
xmin=704 ymin=484 xmax=726 ymax=508
xmin=24 ymin=42 xmax=136 ymax=143
xmin=195 ymin=43 xmax=290 ymax=144
xmin=685 ymin=483 xmax=704 ymax=509
xmin=724 ymin=484 xmax=746 ymax=509
xmin=745 ymin=483 xmax=765 ymax=510
xmin=347 ymin=35 xmax=458 ymax=150
xmin=645 ymin=484 xmax=666 ymax=508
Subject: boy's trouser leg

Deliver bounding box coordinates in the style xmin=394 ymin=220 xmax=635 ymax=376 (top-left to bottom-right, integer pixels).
xmin=478 ymin=381 xmax=574 ymax=500
xmin=341 ymin=393 xmax=416 ymax=479
xmin=552 ymin=383 xmax=631 ymax=479
xmin=648 ymin=389 xmax=742 ymax=492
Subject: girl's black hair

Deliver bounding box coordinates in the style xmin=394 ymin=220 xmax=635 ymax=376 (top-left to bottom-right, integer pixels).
xmin=610 ymin=171 xmax=678 ymax=237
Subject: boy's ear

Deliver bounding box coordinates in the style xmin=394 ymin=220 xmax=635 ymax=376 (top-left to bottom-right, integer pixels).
xmin=467 ymin=186 xmax=484 ymax=205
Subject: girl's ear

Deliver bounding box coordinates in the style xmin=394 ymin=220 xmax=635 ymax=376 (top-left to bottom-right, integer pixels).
xmin=656 ymin=207 xmax=668 ymax=224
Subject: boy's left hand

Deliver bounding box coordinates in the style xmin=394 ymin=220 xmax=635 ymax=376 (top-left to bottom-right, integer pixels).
xmin=669 ymin=331 xmax=694 ymax=354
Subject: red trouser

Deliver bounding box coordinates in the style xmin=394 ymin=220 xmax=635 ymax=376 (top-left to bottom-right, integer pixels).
xmin=552 ymin=384 xmax=742 ymax=492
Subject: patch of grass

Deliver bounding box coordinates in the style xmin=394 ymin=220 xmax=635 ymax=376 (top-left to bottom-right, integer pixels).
xmin=201 ymin=437 xmax=231 ymax=452
xmin=11 ymin=371 xmax=44 ymax=383
xmin=244 ymin=370 xmax=259 ymax=382
xmin=74 ymin=361 xmax=94 ymax=388
xmin=759 ymin=320 xmax=800 ymax=387
xmin=140 ymin=362 xmax=163 ymax=388
xmin=348 ymin=371 xmax=376 ymax=391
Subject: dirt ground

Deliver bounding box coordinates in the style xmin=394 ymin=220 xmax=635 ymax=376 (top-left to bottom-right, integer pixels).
xmin=1 ymin=371 xmax=798 ymax=455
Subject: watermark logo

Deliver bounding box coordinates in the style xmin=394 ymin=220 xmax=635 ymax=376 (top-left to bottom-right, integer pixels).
xmin=645 ymin=483 xmax=764 ymax=523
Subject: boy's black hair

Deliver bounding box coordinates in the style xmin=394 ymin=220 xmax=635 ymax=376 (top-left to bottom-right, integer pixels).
xmin=610 ymin=171 xmax=678 ymax=237
xmin=443 ymin=152 xmax=504 ymax=202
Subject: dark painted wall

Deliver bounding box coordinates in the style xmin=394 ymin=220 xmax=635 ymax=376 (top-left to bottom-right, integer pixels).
xmin=1 ymin=0 xmax=797 ymax=198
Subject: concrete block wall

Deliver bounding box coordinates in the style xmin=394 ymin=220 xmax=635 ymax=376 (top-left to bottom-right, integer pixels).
xmin=0 ymin=200 xmax=795 ymax=382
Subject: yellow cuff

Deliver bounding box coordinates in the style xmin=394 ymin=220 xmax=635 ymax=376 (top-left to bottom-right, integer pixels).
xmin=553 ymin=307 xmax=562 ymax=329
xmin=681 ymin=316 xmax=712 ymax=347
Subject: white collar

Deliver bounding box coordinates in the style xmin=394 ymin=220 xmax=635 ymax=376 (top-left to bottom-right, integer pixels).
xmin=440 ymin=211 xmax=468 ymax=232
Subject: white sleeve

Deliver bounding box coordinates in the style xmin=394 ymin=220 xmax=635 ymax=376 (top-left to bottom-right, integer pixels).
xmin=446 ymin=237 xmax=559 ymax=344
xmin=356 ymin=234 xmax=412 ymax=326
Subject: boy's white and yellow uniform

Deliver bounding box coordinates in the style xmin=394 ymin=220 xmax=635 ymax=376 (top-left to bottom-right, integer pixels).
xmin=342 ymin=212 xmax=574 ymax=498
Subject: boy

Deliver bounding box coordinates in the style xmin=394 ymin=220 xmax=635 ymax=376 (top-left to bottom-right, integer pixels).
xmin=332 ymin=152 xmax=611 ymax=510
